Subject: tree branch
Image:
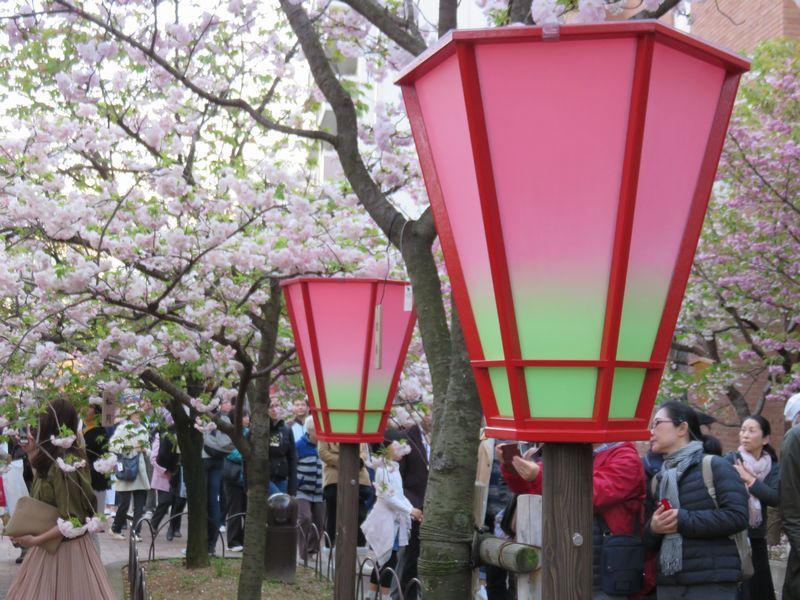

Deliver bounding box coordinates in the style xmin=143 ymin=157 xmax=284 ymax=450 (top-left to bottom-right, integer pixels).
xmin=631 ymin=0 xmax=683 ymax=19
xmin=339 ymin=0 xmax=426 ymax=56
xmin=52 ymin=0 xmax=338 ymax=146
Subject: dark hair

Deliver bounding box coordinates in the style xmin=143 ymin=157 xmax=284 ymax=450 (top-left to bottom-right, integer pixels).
xmin=743 ymin=415 xmax=778 ymax=462
xmin=703 ymin=434 xmax=723 ymax=457
xmin=370 ymin=429 xmax=403 ymax=454
xmin=30 ymin=399 xmax=86 ymax=473
xmin=658 ymin=401 xmax=718 ymax=455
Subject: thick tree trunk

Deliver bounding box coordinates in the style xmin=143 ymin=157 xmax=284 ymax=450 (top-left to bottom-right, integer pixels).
xmin=419 ymin=309 xmax=483 ymax=599
xmin=279 ymin=4 xmax=485 ymax=594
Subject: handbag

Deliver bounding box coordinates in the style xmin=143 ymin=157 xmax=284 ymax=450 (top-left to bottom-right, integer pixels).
xmin=4 ymin=496 xmax=62 ymax=554
xmin=599 ymin=516 xmax=645 ymax=595
xmin=223 ymin=459 xmax=243 ymax=485
xmin=115 ymin=454 xmax=140 ymax=482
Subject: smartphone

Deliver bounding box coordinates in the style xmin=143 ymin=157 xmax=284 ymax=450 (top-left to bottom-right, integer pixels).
xmin=500 ymin=443 xmax=521 ymax=466
xmin=660 ymin=498 xmax=672 ymax=511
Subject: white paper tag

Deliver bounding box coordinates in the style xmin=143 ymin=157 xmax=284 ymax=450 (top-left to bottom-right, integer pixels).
xmin=404 ymin=285 xmax=413 ymax=311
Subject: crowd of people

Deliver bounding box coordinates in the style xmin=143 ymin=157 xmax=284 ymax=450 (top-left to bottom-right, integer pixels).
xmin=2 ymin=390 xmax=800 ymax=600
xmin=488 ymin=396 xmax=800 ymax=600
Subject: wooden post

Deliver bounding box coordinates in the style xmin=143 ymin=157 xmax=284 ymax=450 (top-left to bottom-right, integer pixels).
xmin=541 ymin=443 xmax=593 ymax=600
xmin=334 ymin=442 xmax=360 ymax=600
xmin=516 ymin=494 xmax=543 ymax=600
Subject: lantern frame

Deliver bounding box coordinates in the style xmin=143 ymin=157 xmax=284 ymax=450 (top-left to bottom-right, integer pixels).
xmin=397 ymin=22 xmax=749 ymax=442
xmin=281 ymin=277 xmax=417 ymax=443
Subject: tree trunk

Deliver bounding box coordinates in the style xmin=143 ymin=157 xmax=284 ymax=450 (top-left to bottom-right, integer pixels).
xmin=237 ymin=280 xmax=282 ymax=600
xmin=236 ymin=405 xmax=271 ymax=599
xmin=172 ymin=400 xmax=209 ymax=569
xmin=278 ymin=4 xmax=485 ymax=594
xmin=419 ymin=309 xmax=483 ymax=598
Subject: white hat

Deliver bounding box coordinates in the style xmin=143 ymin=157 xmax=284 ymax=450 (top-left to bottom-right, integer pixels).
xmin=784 ymin=393 xmax=800 ymax=423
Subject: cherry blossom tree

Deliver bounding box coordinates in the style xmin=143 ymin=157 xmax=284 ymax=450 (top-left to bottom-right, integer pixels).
xmin=664 ymin=39 xmax=800 ymax=423
xmin=1 ymin=0 xmax=690 ymax=597
xmin=0 ymin=4 xmax=407 ymax=593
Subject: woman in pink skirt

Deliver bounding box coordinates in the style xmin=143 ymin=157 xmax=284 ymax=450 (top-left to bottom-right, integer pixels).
xmin=7 ymin=398 xmax=115 ymax=599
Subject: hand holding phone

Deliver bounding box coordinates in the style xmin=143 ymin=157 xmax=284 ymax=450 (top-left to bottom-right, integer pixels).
xmin=500 ymin=443 xmax=521 ymax=467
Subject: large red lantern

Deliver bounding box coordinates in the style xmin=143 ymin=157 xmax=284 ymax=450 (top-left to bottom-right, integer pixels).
xmin=281 ymin=277 xmax=417 ymax=442
xmin=397 ymin=21 xmax=749 ymax=442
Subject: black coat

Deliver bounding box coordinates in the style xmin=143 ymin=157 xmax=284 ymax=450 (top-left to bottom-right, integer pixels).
xmin=396 ymin=425 xmax=428 ymax=510
xmin=644 ymin=453 xmax=749 ymax=586
xmin=269 ymin=419 xmax=297 ymax=496
xmin=83 ymin=423 xmax=110 ymax=492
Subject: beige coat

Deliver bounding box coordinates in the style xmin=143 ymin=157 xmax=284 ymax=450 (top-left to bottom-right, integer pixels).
xmin=318 ymin=441 xmax=371 ymax=488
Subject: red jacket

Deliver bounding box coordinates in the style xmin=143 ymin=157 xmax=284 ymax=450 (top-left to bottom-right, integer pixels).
xmin=593 ymin=442 xmax=646 ymax=535
xmin=499 ymin=442 xmax=645 ymax=534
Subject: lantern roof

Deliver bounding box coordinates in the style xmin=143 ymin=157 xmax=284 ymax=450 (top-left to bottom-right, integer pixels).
xmin=396 ymin=21 xmax=749 ymax=87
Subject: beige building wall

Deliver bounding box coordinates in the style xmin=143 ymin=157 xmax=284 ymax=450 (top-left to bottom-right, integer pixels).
xmin=690 ymin=0 xmax=800 ymax=54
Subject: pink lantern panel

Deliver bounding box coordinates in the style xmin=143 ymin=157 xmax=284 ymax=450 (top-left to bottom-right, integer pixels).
xmin=281 ymin=278 xmax=417 ymax=443
xmin=397 ymin=22 xmax=749 ymax=442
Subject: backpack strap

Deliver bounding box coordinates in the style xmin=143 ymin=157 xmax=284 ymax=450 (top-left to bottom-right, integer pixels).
xmin=701 ymin=454 xmax=717 ymax=506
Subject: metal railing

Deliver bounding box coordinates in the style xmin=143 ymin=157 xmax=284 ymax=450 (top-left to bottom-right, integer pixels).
xmin=127 ymin=531 xmax=151 ymax=600
xmin=127 ymin=508 xmax=424 ymax=599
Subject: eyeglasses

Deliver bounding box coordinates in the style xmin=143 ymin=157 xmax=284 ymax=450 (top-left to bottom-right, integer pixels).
xmin=649 ymin=418 xmax=673 ymax=431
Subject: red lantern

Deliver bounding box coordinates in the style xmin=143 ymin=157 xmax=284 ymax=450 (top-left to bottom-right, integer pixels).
xmin=281 ymin=277 xmax=417 ymax=442
xmin=397 ymin=22 xmax=749 ymax=442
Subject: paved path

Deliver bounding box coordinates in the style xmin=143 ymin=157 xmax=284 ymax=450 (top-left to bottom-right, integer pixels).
xmin=0 ymin=524 xmax=188 ymax=599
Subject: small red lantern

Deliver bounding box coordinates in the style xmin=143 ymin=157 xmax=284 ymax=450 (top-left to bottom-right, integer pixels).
xmin=397 ymin=22 xmax=749 ymax=442
xmin=281 ymin=277 xmax=417 ymax=442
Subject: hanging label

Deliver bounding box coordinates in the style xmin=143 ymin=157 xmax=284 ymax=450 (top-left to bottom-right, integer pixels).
xmin=404 ymin=285 xmax=413 ymax=311
xmin=374 ymin=304 xmax=382 ymax=370
xmin=101 ymin=389 xmax=116 ymax=428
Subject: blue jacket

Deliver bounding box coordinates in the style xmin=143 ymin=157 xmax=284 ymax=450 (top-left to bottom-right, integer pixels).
xmin=296 ymin=434 xmax=323 ymax=503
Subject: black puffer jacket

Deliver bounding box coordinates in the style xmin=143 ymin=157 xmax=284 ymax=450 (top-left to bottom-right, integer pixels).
xmin=644 ymin=453 xmax=749 ymax=586
xmin=268 ymin=419 xmax=297 ymax=496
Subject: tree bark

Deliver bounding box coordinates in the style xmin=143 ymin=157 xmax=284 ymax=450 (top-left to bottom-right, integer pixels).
xmin=172 ymin=399 xmax=210 ymax=569
xmin=237 ymin=280 xmax=282 ymax=600
xmin=278 ymin=4 xmax=485 ymax=595
xmin=419 ymin=308 xmax=483 ymax=599
xmin=140 ymin=371 xmax=209 ymax=569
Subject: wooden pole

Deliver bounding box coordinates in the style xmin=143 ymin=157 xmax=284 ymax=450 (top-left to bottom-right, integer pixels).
xmin=334 ymin=442 xmax=360 ymax=600
xmin=516 ymin=494 xmax=543 ymax=599
xmin=477 ymin=534 xmax=539 ymax=573
xmin=541 ymin=443 xmax=593 ymax=600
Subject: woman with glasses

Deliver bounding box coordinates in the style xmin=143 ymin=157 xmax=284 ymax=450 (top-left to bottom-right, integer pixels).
xmin=724 ymin=415 xmax=779 ymax=600
xmin=645 ymin=401 xmax=748 ymax=599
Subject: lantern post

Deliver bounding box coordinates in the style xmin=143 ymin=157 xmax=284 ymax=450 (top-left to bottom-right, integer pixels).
xmin=397 ymin=21 xmax=748 ymax=599
xmin=281 ymin=278 xmax=417 ymax=599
